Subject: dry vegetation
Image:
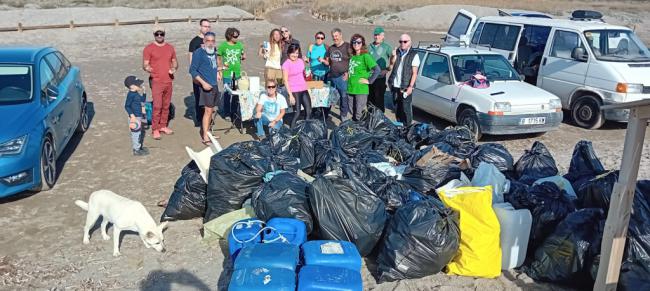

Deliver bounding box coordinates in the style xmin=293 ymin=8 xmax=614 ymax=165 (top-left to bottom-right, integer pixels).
xmin=1 ymin=0 xmax=294 ymax=14
xmin=312 ymin=0 xmax=650 ymax=19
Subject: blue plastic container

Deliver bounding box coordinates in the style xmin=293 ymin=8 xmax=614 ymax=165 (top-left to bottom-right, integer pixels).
xmin=229 ymin=267 xmax=296 ymax=291
xmin=297 ymin=265 xmax=363 ymax=291
xmin=264 ymin=217 xmax=307 ymax=246
xmin=234 ymin=243 xmax=300 ymax=272
xmin=301 ymin=240 xmax=362 ymax=272
xmin=228 ymin=218 xmax=264 ymax=258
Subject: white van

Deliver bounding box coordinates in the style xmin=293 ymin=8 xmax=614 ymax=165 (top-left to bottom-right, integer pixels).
xmin=446 ymin=10 xmax=650 ymax=128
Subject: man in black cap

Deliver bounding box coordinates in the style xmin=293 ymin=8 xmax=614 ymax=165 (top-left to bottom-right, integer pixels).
xmin=124 ymin=75 xmax=149 ymax=156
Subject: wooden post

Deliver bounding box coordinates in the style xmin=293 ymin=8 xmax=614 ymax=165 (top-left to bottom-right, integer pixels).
xmin=69 ymin=20 xmax=74 ymax=29
xmin=154 ymin=16 xmax=159 ymax=25
xmin=188 ymin=16 xmax=192 ymax=24
xmin=216 ymin=15 xmax=220 ymax=24
xmin=595 ymin=102 xmax=650 ymax=290
xmin=240 ymin=15 xmax=244 ymax=22
xmin=114 ymin=19 xmax=119 ymax=27
xmin=17 ymin=22 xmax=23 ymax=32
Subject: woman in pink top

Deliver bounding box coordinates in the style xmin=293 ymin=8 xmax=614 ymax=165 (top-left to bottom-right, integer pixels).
xmin=282 ymin=43 xmax=311 ymax=127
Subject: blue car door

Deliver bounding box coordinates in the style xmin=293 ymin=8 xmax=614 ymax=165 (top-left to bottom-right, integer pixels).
xmin=54 ymin=52 xmax=82 ymax=129
xmin=43 ymin=53 xmax=74 ymax=147
xmin=39 ymin=55 xmax=67 ymax=150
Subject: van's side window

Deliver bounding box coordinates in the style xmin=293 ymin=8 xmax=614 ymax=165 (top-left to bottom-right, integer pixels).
xmin=448 ymin=14 xmax=473 ymax=39
xmin=421 ymin=54 xmax=450 ymax=81
xmin=473 ymin=23 xmax=521 ymax=51
xmin=550 ymin=30 xmax=585 ymax=59
xmin=470 ymin=23 xmax=484 ymax=45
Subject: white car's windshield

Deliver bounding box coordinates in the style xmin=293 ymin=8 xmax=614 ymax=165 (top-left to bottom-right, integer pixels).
xmin=0 ymin=65 xmax=32 ymax=103
xmin=584 ymin=30 xmax=650 ymax=62
xmin=451 ymin=54 xmax=520 ymax=82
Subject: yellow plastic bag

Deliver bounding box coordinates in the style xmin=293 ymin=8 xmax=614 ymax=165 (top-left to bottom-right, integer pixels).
xmin=202 ymin=205 xmax=255 ymax=243
xmin=438 ymin=186 xmax=502 ymax=278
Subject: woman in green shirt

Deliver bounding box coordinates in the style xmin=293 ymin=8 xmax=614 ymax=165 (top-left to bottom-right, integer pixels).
xmin=347 ymin=34 xmax=381 ymax=121
xmin=217 ymin=27 xmax=246 ymax=120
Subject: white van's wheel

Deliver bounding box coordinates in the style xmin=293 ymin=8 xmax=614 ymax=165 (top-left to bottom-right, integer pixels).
xmin=571 ymin=95 xmax=604 ymax=129
xmin=458 ymin=108 xmax=482 ymax=140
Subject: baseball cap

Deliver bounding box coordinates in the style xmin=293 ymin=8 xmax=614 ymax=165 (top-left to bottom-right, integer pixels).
xmin=152 ymin=25 xmax=165 ymax=34
xmin=373 ymin=27 xmax=385 ymax=35
xmin=124 ymin=75 xmax=144 ymax=88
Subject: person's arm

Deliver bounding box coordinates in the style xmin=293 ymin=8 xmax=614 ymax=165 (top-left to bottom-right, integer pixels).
xmin=367 ymin=65 xmax=381 ymax=84
xmin=169 ymin=47 xmax=178 ymax=74
xmin=125 ymin=94 xmax=136 ymax=120
xmin=406 ymin=55 xmax=420 ymax=96
xmin=258 ymin=44 xmax=265 ymax=58
xmin=321 ymin=47 xmax=331 ymax=66
xmin=143 ymin=47 xmax=152 ymax=73
xmin=282 ymin=63 xmax=295 ymax=105
xmin=271 ymin=108 xmax=286 ymax=126
xmin=217 ymin=47 xmax=224 ymax=81
xmin=255 ymin=103 xmax=263 ymax=119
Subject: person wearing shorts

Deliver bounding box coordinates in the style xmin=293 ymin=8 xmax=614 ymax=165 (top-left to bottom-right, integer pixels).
xmin=190 ymin=32 xmax=222 ymax=144
xmin=259 ymin=28 xmax=284 ymax=85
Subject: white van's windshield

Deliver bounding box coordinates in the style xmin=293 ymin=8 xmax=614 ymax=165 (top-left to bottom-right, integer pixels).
xmin=584 ymin=30 xmax=650 ymax=62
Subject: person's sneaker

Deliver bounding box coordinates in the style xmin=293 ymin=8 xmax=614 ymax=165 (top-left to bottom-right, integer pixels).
xmin=160 ymin=127 xmax=174 ymax=135
xmin=139 ymin=147 xmax=150 ymax=154
xmin=133 ymin=149 xmax=149 ymax=156
xmin=224 ymin=116 xmax=231 ymax=122
xmin=152 ymin=130 xmax=161 ymax=140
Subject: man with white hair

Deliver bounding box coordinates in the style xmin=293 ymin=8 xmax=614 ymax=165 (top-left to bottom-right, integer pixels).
xmin=389 ymin=33 xmax=420 ymax=125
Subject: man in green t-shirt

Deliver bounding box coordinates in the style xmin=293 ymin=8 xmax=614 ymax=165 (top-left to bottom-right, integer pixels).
xmin=368 ymin=27 xmax=393 ymax=112
xmin=217 ymin=27 xmax=246 ymax=120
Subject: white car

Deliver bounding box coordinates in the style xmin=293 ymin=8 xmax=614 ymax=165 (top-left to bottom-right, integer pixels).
xmin=412 ymin=46 xmax=563 ymax=139
xmin=445 ymin=9 xmax=650 ymax=129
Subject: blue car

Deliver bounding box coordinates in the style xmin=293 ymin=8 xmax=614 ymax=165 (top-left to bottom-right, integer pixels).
xmin=0 ymin=47 xmax=89 ymax=198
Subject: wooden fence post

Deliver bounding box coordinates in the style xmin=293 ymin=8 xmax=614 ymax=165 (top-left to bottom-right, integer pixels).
xmin=154 ymin=16 xmax=159 ymax=25
xmin=17 ymin=22 xmax=23 ymax=32
xmin=114 ymin=19 xmax=119 ymax=27
xmin=188 ymin=16 xmax=192 ymax=24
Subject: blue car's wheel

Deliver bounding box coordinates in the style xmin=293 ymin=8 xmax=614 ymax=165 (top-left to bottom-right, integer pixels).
xmin=36 ymin=136 xmax=56 ymax=191
xmin=76 ymin=96 xmax=89 ymax=133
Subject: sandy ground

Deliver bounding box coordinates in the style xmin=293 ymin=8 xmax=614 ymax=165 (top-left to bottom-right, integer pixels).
xmin=0 ymin=4 xmax=649 ymax=291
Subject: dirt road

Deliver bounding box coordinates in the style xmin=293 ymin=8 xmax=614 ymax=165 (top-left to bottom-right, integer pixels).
xmin=0 ymin=4 xmax=648 ymax=291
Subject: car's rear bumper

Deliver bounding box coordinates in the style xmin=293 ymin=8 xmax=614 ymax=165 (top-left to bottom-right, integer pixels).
xmin=477 ymin=111 xmax=563 ymax=135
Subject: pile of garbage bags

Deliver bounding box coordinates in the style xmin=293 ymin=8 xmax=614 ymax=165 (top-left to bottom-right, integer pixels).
xmin=161 ymin=106 xmax=650 ymax=289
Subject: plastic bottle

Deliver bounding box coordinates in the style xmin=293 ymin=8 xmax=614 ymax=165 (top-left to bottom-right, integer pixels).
xmin=493 ymin=203 xmax=532 ymax=270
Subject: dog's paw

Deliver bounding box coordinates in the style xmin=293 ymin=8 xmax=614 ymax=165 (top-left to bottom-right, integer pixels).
xmin=102 ymin=235 xmax=110 ymax=241
xmin=113 ymin=251 xmax=121 ymax=257
xmin=83 ymin=238 xmax=90 ymax=245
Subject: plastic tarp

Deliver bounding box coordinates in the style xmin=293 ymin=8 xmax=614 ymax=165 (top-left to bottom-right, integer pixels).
xmin=438 ymin=186 xmax=502 ymax=278
xmin=524 ymin=208 xmax=605 ymax=285
xmin=514 ymin=141 xmax=558 ymax=185
xmin=205 ymin=141 xmax=273 ymax=221
xmin=202 ymin=206 xmax=255 ymax=242
xmin=161 ymin=161 xmax=208 ymax=222
xmin=471 ymin=162 xmax=509 ymax=204
xmin=251 ymin=171 xmax=313 ymax=234
xmin=309 ymin=173 xmax=388 ymax=256
xmin=469 ymin=143 xmax=514 ymax=173
xmin=376 ymin=196 xmax=461 ymax=282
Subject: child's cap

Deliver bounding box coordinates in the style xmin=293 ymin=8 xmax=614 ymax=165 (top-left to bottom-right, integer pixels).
xmin=124 ymin=76 xmax=144 ymax=88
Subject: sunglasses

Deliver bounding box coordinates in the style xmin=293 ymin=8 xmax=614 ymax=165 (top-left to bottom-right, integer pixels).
xmin=399 ymin=40 xmax=409 ymax=44
xmin=267 ymin=85 xmax=277 ymax=89
xmin=352 ymin=40 xmax=363 ymax=45
xmin=316 ymin=36 xmax=325 ymax=40
xmin=232 ymin=34 xmax=239 ymax=38
xmin=154 ymin=32 xmax=165 ymax=37
xmin=281 ymin=30 xmax=289 ymax=33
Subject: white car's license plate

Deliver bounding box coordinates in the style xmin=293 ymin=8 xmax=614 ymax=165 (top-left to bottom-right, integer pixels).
xmin=519 ymin=117 xmax=546 ymax=125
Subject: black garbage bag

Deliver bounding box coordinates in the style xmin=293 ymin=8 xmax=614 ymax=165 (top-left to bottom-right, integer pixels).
xmin=370 ymin=176 xmax=414 ymax=213
xmin=469 ymin=143 xmax=514 ymax=173
xmin=331 ymin=120 xmax=378 ymax=158
xmin=293 ymin=119 xmax=328 ymax=141
xmin=361 ymin=105 xmax=400 ymax=139
xmin=618 ymin=180 xmax=650 ymax=290
xmin=312 ymin=140 xmax=350 ymax=175
xmin=515 ymin=141 xmax=558 ymax=185
xmin=261 ymin=126 xmax=314 ymax=171
xmin=399 ymin=146 xmax=467 ymax=194
xmin=161 ymin=161 xmax=207 ymax=222
xmin=376 ymin=139 xmax=416 ymax=163
xmin=528 ymin=182 xmax=577 ymax=250
xmin=404 ymin=122 xmax=439 ymax=148
xmin=251 ymin=171 xmax=313 ymax=234
xmin=376 ymin=196 xmax=460 ymax=282
xmin=504 ymin=180 xmax=532 ymax=209
xmin=309 ymin=173 xmax=389 ymax=256
xmin=356 ymin=150 xmax=389 ymax=164
xmin=565 ymin=140 xmax=606 ymax=180
xmin=524 ymin=208 xmax=605 ymax=284
xmin=429 ymin=126 xmax=476 ymax=159
xmin=205 ymin=141 xmax=273 ymax=221
xmin=576 ymin=170 xmax=619 ymax=210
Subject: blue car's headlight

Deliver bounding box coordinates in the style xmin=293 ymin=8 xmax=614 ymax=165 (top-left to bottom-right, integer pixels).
xmin=0 ymin=135 xmax=28 ymax=156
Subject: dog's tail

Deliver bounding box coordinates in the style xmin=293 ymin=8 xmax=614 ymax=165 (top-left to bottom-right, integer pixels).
xmin=75 ymin=200 xmax=89 ymax=211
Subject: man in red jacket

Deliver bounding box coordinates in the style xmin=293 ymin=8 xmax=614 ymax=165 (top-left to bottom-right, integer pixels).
xmin=143 ymin=25 xmax=178 ymax=140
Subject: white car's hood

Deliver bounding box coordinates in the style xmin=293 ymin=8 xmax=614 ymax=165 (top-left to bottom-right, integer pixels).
xmin=462 ymin=80 xmax=559 ymax=105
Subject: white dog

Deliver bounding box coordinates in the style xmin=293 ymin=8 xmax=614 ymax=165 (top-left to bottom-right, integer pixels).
xmin=75 ymin=190 xmax=168 ymax=256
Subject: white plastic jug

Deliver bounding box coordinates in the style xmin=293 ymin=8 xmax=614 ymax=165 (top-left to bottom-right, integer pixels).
xmin=493 ymin=202 xmax=532 ymax=270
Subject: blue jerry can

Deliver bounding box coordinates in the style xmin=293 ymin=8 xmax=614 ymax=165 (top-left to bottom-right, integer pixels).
xmin=234 ymin=243 xmax=300 ymax=272
xmin=297 ymin=265 xmax=363 ymax=291
xmin=301 ymin=240 xmax=362 ymax=272
xmin=228 ymin=218 xmax=264 ymax=259
xmin=264 ymin=217 xmax=307 ymax=246
xmin=229 ymin=267 xmax=296 ymax=291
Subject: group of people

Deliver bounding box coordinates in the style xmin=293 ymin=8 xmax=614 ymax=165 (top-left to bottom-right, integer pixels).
xmin=124 ymin=19 xmax=422 ymax=155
